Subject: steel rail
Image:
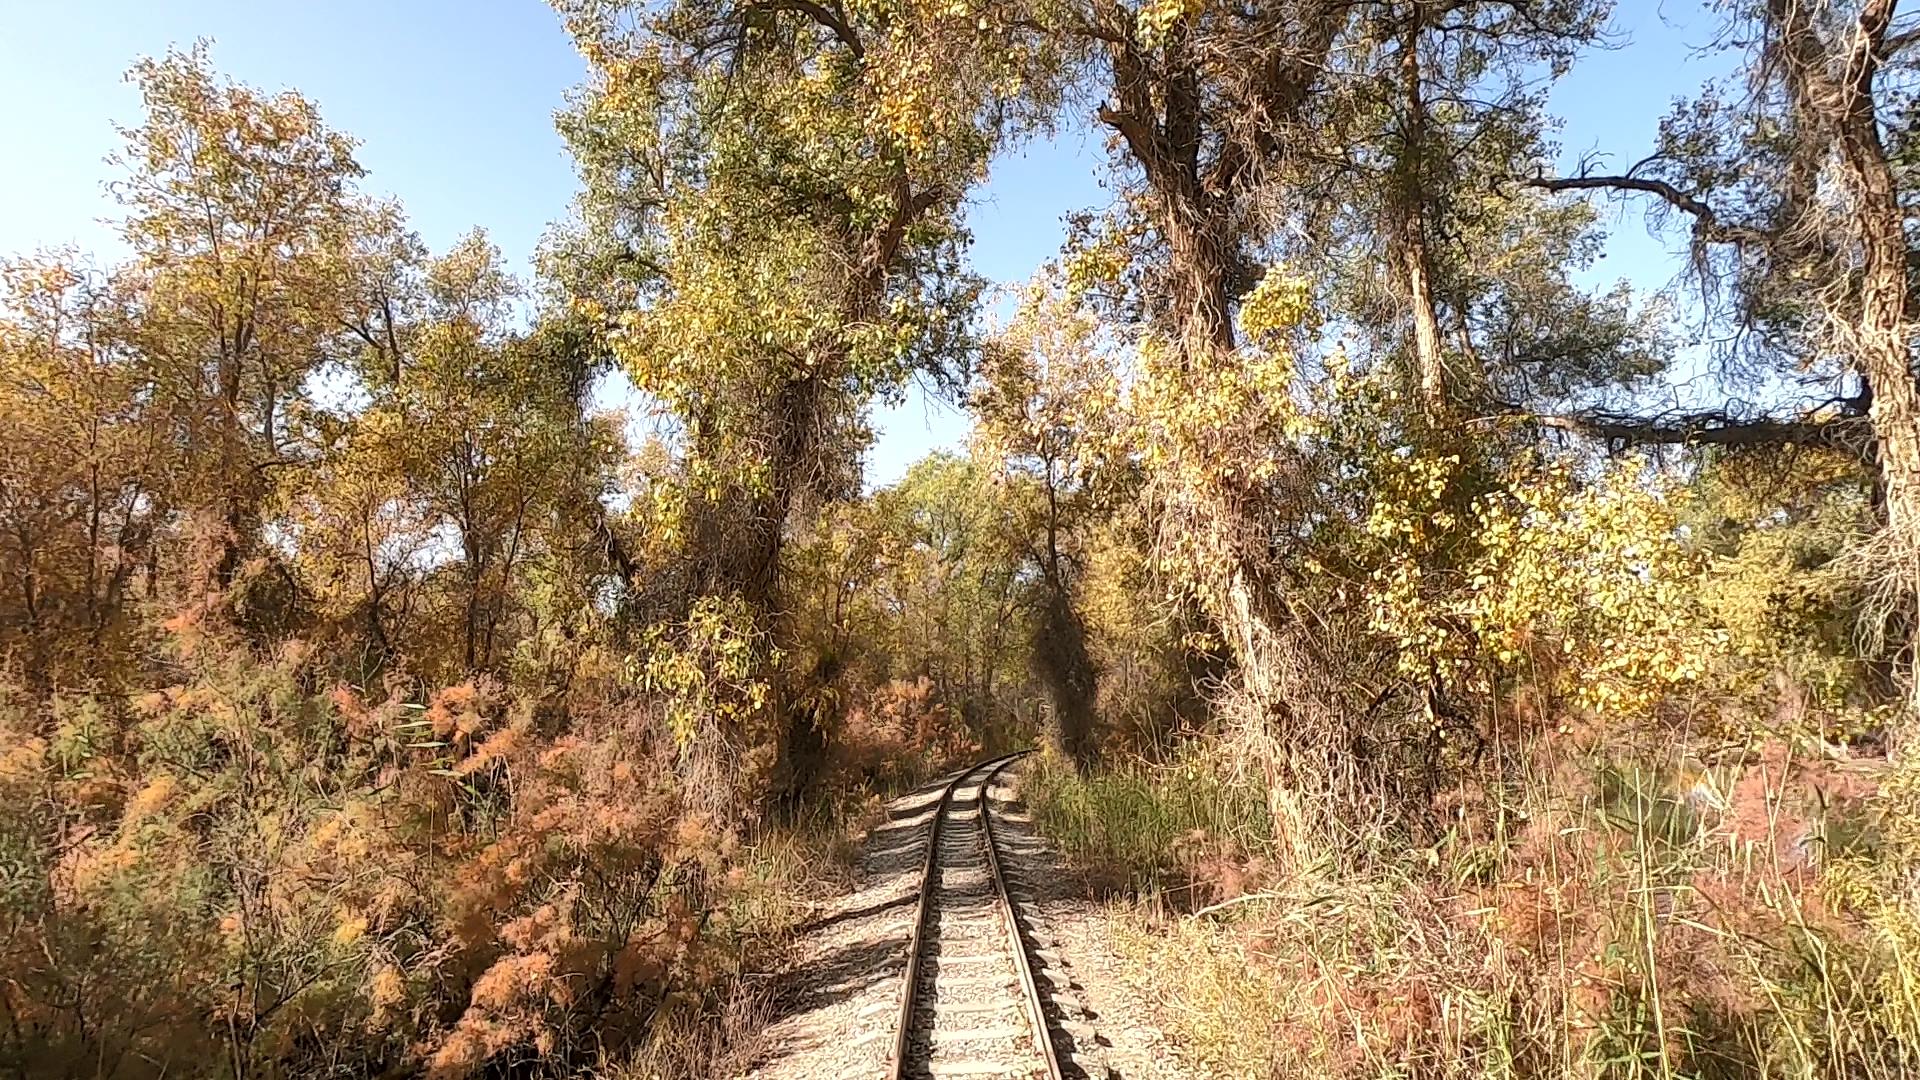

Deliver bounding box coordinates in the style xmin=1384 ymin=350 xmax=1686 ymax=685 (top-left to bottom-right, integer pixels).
xmin=887 ymin=750 xmax=1054 ymax=1080
xmin=977 ymin=754 xmax=1065 ymax=1080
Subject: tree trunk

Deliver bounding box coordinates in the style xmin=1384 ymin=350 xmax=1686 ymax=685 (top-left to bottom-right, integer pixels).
xmin=1168 ymin=289 xmax=1361 ymax=850
xmin=1845 ymin=133 xmax=1920 ymax=728
xmin=1166 ymin=214 xmax=1237 ymax=356
xmin=1399 ymin=216 xmax=1447 ymax=415
xmin=1774 ymin=0 xmax=1920 ymax=732
xmin=213 ymin=348 xmax=250 ymax=597
xmin=679 ymin=372 xmax=830 ymax=823
xmin=1035 ymin=469 xmax=1097 ymax=771
xmin=1395 ymin=7 xmax=1448 ymax=416
xmin=1099 ymin=17 xmax=1358 ymax=842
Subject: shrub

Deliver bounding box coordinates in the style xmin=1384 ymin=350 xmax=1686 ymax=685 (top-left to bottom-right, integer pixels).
xmin=0 ymin=630 xmax=867 ymax=1079
xmin=1034 ymin=727 xmax=1920 ymax=1078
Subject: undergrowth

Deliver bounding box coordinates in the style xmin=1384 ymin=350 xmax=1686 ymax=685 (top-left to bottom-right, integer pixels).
xmin=1023 ymin=753 xmax=1270 ymax=895
xmin=1024 ymin=734 xmax=1920 ymax=1078
xmin=0 ymin=664 xmax=881 ymax=1080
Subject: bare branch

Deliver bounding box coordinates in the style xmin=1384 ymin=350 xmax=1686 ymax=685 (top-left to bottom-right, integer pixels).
xmin=1879 ymin=21 xmax=1920 ymax=58
xmin=1516 ymin=171 xmax=1769 ymax=247
xmin=1499 ymin=405 xmax=1872 ymax=461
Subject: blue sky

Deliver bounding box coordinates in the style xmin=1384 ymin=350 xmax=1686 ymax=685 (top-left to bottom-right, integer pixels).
xmin=0 ymin=0 xmax=1732 ymax=484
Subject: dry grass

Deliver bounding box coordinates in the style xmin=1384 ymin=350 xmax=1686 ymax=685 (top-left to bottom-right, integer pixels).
xmin=600 ymin=762 xmax=911 ymax=1078
xmin=1022 ymin=749 xmax=1272 ymax=897
xmin=718 ymin=824 xmax=862 ymax=943
xmin=593 ymin=981 xmax=775 ymax=1080
xmin=1027 ymin=734 xmax=1920 ymax=1078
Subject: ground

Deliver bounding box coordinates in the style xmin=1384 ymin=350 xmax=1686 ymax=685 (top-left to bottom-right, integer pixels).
xmin=735 ymin=759 xmax=1195 ymax=1080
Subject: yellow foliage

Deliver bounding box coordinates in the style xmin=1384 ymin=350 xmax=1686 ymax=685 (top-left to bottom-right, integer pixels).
xmin=1363 ymin=449 xmax=1722 ymax=718
xmin=1469 ymin=467 xmax=1721 ymax=716
xmin=1238 ymin=263 xmax=1319 ymax=341
xmin=122 ymin=774 xmax=178 ymax=825
xmin=1136 ymin=0 xmax=1207 ymax=44
xmin=332 ymin=910 xmax=369 ymax=947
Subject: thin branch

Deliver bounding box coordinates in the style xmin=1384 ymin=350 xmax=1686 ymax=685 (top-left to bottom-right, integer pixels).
xmin=1880 ymin=19 xmax=1920 ymax=57
xmin=1516 ymin=171 xmax=1767 ymax=247
xmin=748 ymin=0 xmax=864 ymax=58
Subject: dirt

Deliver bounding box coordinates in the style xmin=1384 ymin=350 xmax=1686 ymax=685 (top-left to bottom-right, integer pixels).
xmin=733 ymin=776 xmax=942 ymax=1080
xmin=986 ymin=768 xmax=1200 ymax=1080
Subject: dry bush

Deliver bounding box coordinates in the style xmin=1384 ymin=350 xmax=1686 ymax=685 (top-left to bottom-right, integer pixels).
xmin=1046 ymin=714 xmax=1919 ymax=1079
xmin=828 ymin=676 xmax=980 ymax=796
xmin=0 ymin=626 xmax=873 ymax=1079
xmin=592 ymin=980 xmax=774 ymax=1080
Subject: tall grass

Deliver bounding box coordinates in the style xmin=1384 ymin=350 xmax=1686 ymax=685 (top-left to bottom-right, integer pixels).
xmin=1022 ymin=750 xmax=1270 ymax=894
xmin=718 ymin=818 xmax=866 ymax=946
xmin=1025 ymin=741 xmax=1920 ymax=1078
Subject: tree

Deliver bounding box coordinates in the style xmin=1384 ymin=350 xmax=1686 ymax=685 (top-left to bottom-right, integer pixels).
xmin=288 ymin=230 xmax=618 ymax=678
xmin=869 ymin=453 xmax=1034 ymax=732
xmin=975 ymin=275 xmax=1129 ymax=769
xmin=551 ymin=0 xmax=1054 ymax=813
xmin=1300 ymin=0 xmax=1636 ymax=420
xmin=0 ymin=257 xmax=171 ymax=693
xmin=113 ymin=45 xmax=364 ymax=624
xmin=1525 ymin=0 xmax=1920 ymax=728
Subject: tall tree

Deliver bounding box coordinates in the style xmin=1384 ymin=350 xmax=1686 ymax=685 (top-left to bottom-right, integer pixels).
xmin=286 ymin=229 xmax=618 ymax=678
xmin=1011 ymin=0 xmax=1357 ymax=822
xmin=1527 ymin=0 xmax=1920 ymax=727
xmin=983 ymin=0 xmax=1632 ymax=829
xmin=113 ymin=45 xmax=363 ymax=616
xmin=551 ymin=0 xmax=1055 ymax=812
xmin=1322 ymin=0 xmax=1610 ymax=417
xmin=0 ymin=257 xmax=169 ymax=693
xmin=975 ymin=276 xmax=1128 ymax=769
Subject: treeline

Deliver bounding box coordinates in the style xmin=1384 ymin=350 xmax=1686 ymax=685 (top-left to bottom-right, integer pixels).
xmin=0 ymin=38 xmax=1042 ymax=1078
xmin=1 ymin=0 xmax=1918 ymax=1075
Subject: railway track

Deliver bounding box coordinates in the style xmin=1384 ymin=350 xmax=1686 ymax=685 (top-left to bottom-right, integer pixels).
xmin=889 ymin=752 xmax=1066 ymax=1080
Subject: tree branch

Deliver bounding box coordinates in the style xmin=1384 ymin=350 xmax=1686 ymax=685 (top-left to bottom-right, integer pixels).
xmin=1879 ymin=21 xmax=1920 ymax=59
xmin=1516 ymin=169 xmax=1769 ymax=247
xmin=869 ymin=181 xmax=946 ymax=282
xmin=749 ymin=0 xmax=863 ymax=58
xmin=1501 ymin=405 xmax=1873 ymax=461
xmin=593 ymin=502 xmax=641 ymax=587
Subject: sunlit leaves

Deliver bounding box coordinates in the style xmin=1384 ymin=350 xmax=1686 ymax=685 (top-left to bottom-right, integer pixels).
xmin=975 ymin=271 xmax=1126 ymax=500
xmin=1237 ymin=264 xmax=1318 ymax=343
xmin=555 ymin=0 xmax=1005 ymax=526
xmin=637 ymin=593 xmax=778 ymax=746
xmin=1125 ymin=267 xmax=1320 ymax=507
xmin=0 ymin=255 xmax=163 ymax=687
xmin=1471 ymin=467 xmax=1722 ymax=715
xmin=1135 ymin=0 xmax=1205 ymax=46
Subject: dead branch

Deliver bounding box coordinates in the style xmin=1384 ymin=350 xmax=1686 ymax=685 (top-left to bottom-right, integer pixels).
xmin=1495 ymin=404 xmax=1873 ymax=461
xmin=1514 ymin=161 xmax=1771 ymax=248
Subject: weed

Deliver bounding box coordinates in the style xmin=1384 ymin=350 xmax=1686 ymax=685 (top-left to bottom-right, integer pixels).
xmin=1032 ymin=737 xmax=1920 ymax=1078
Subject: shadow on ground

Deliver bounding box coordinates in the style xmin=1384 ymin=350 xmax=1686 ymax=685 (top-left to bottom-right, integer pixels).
xmin=988 ymin=782 xmax=1123 ymax=1079
xmin=756 ymin=763 xmax=979 ymax=1028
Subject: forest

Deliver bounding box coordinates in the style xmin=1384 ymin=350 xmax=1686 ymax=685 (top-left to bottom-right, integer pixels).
xmin=1 ymin=0 xmax=1918 ymax=1075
